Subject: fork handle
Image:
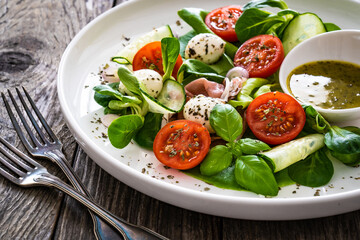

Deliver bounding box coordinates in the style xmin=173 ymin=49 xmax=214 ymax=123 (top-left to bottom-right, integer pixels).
xmin=36 ymin=172 xmax=168 ymax=240
xmin=45 ymin=149 xmax=157 ymax=240
xmin=46 ymin=150 xmax=126 ymax=240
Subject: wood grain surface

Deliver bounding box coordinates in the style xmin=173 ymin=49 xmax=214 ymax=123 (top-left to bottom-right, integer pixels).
xmin=0 ymin=0 xmax=359 ymax=239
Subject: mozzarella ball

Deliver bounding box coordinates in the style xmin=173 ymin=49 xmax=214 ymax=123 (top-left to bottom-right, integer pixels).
xmin=185 ymin=33 xmax=226 ymax=64
xmin=133 ymin=69 xmax=163 ymax=98
xmin=183 ymin=95 xmax=225 ymax=133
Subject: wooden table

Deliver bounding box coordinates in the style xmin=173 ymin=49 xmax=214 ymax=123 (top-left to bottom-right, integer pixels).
xmin=0 ymin=0 xmax=359 ymax=239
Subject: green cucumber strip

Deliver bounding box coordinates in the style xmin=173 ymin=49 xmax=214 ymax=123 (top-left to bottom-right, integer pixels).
xmin=259 ymin=134 xmax=325 ymax=172
xmin=282 ymin=13 xmax=326 ymax=55
xmin=141 ymin=79 xmax=185 ymax=114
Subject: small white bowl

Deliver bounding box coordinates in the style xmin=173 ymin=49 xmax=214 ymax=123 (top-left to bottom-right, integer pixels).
xmin=279 ymin=29 xmax=360 ymax=123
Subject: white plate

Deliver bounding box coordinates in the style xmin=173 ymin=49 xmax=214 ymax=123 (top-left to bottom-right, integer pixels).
xmin=57 ymin=0 xmax=360 ymax=220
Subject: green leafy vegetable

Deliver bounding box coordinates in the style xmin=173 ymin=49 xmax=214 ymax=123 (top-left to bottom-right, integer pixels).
xmin=324 ymin=23 xmax=341 ymax=32
xmin=228 ymin=78 xmax=269 ymax=109
xmin=117 ymin=66 xmax=142 ymax=96
xmin=207 ymin=54 xmax=234 ymax=76
xmin=302 ymin=105 xmax=360 ymax=166
xmin=199 ymin=104 xmax=275 ymax=196
xmin=179 ymin=30 xmax=197 ymax=58
xmin=235 ymin=8 xmax=284 ymax=43
xmin=325 ymin=126 xmax=360 ymax=155
xmin=93 ymin=82 xmax=120 ymax=107
xmin=185 ymin=165 xmax=245 ymax=191
xmin=108 ymin=114 xmax=144 ymax=149
xmin=329 ymin=126 xmax=360 ymax=166
xmin=234 ymin=138 xmax=271 ymax=155
xmin=93 ymin=83 xmax=142 ymax=114
xmin=210 ymin=104 xmax=243 ymax=143
xmin=275 ymin=168 xmax=295 ymax=187
xmin=134 ymin=112 xmax=163 ymax=149
xmin=93 ymin=83 xmax=123 ymax=100
xmin=161 ymin=37 xmax=181 ymax=80
xmin=242 ymin=0 xmax=288 ymax=10
xmin=302 ymin=105 xmax=330 ymax=133
xmin=253 ymin=83 xmax=280 ymax=98
xmin=235 ymin=155 xmax=279 ymax=196
xmin=200 ymin=145 xmax=233 ymax=176
xmin=288 ymin=148 xmax=334 ymax=187
xmin=177 ymin=59 xmax=225 ymax=85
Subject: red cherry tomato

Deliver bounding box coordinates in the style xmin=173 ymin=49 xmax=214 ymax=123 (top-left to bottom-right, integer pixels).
xmin=132 ymin=41 xmax=183 ymax=79
xmin=234 ymin=35 xmax=284 ymax=78
xmin=205 ymin=5 xmax=243 ymax=42
xmin=153 ymin=120 xmax=211 ymax=170
xmin=246 ymin=92 xmax=306 ymax=145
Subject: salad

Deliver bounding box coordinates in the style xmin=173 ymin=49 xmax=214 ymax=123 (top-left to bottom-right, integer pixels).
xmin=93 ymin=0 xmax=360 ymax=197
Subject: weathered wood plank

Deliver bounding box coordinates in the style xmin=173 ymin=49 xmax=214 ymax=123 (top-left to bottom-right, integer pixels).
xmin=0 ymin=0 xmax=114 ymax=239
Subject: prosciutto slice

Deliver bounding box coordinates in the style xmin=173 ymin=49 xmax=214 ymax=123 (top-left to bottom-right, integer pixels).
xmin=185 ymin=78 xmax=224 ymax=98
xmin=220 ymin=77 xmax=246 ymax=101
xmin=185 ymin=77 xmax=245 ymax=101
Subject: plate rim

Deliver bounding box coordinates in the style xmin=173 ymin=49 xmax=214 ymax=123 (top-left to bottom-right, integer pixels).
xmin=57 ymin=0 xmax=360 ymax=220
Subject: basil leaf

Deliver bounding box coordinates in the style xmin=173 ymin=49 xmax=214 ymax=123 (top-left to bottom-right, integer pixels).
xmin=235 ymin=138 xmax=271 ymax=155
xmin=134 ymin=112 xmax=163 ymax=150
xmin=108 ymin=114 xmax=144 ymax=149
xmin=288 ymin=148 xmax=334 ymax=187
xmin=161 ymin=37 xmax=180 ymax=80
xmin=210 ymin=104 xmax=243 ymax=143
xmin=325 ymin=126 xmax=360 ymax=154
xmin=235 ymin=155 xmax=278 ymax=196
xmin=200 ymin=145 xmax=233 ymax=176
xmin=184 ymin=165 xmax=244 ymax=191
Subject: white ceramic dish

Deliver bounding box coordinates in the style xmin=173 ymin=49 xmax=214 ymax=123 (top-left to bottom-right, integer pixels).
xmin=57 ymin=0 xmax=360 ymax=220
xmin=279 ymin=30 xmax=360 ymax=122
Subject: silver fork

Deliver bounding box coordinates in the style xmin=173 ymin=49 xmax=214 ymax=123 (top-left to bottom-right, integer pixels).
xmin=0 ymin=137 xmax=167 ymax=240
xmin=1 ymin=87 xmax=168 ymax=240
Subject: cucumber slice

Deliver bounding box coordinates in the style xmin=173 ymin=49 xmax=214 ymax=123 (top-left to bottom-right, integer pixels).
xmin=141 ymin=79 xmax=185 ymax=114
xmin=113 ymin=25 xmax=174 ymax=64
xmin=259 ymin=134 xmax=325 ymax=173
xmin=282 ymin=13 xmax=326 ymax=55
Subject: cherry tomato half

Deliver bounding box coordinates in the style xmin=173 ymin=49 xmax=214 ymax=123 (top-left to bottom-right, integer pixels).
xmin=234 ymin=35 xmax=284 ymax=78
xmin=205 ymin=5 xmax=243 ymax=42
xmin=132 ymin=41 xmax=183 ymax=79
xmin=153 ymin=120 xmax=211 ymax=170
xmin=246 ymin=92 xmax=306 ymax=145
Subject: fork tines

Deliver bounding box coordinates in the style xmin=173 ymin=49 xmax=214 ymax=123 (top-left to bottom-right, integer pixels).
xmin=1 ymin=87 xmax=59 ymax=150
xmin=0 ymin=137 xmax=37 ymax=184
